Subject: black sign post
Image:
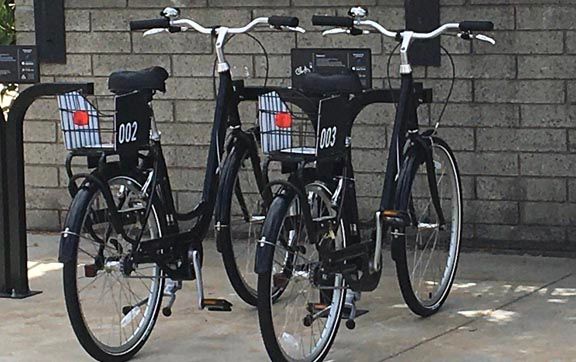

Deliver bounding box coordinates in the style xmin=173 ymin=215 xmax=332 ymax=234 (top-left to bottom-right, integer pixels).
xmin=0 ymin=110 xmax=9 ymax=296
xmin=405 ymin=0 xmax=441 ymax=66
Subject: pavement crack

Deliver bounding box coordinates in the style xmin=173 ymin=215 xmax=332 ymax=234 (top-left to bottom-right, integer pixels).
xmin=379 ymin=272 xmax=574 ymax=361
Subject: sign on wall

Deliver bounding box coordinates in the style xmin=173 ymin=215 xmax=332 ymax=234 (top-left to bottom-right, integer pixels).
xmin=0 ymin=46 xmax=39 ymax=84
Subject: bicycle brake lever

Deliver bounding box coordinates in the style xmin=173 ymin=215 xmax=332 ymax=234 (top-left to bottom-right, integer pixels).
xmin=322 ymin=28 xmax=347 ymax=36
xmin=284 ymin=26 xmax=306 ymax=33
xmin=457 ymin=32 xmax=495 ymax=45
xmin=143 ymin=28 xmax=169 ymax=37
xmin=321 ymin=28 xmax=369 ymax=36
xmin=475 ymin=34 xmax=496 ymax=45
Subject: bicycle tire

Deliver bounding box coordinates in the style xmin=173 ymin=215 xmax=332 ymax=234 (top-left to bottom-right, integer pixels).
xmin=393 ymin=137 xmax=462 ymax=317
xmin=216 ymin=145 xmax=264 ymax=306
xmin=258 ymin=183 xmax=346 ymax=362
xmin=62 ymin=164 xmax=166 ymax=361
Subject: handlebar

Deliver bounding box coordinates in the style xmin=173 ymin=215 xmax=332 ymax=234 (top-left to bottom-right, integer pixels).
xmin=268 ymin=16 xmax=299 ymax=28
xmin=130 ymin=18 xmax=170 ymax=31
xmin=312 ymin=15 xmax=493 ymax=40
xmin=130 ymin=16 xmax=302 ymax=35
xmin=459 ymin=21 xmax=494 ymax=32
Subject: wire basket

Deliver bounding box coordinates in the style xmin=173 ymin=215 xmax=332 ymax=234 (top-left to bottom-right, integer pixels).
xmin=258 ymin=91 xmax=347 ymax=162
xmin=58 ymin=90 xmax=152 ymax=154
xmin=58 ymin=91 xmax=114 ymax=151
xmin=258 ymin=91 xmax=319 ymax=161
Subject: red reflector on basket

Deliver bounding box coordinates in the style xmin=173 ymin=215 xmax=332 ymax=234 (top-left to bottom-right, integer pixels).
xmin=274 ymin=112 xmax=292 ymax=128
xmin=73 ymin=110 xmax=90 ymax=126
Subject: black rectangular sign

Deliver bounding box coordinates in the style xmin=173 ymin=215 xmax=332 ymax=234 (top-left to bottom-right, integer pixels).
xmin=115 ymin=92 xmax=151 ymax=154
xmin=291 ymin=48 xmax=372 ymax=89
xmin=316 ymin=95 xmax=350 ymax=160
xmin=0 ymin=46 xmax=39 ymax=83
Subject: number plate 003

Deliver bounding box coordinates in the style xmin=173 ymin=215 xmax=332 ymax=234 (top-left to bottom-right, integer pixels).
xmin=316 ymin=95 xmax=349 ymax=159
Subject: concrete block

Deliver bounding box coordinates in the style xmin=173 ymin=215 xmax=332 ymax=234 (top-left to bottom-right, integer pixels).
xmin=521 ymin=201 xmax=576 ymax=226
xmin=477 ymin=176 xmax=567 ymax=202
xmin=475 ymin=80 xmax=565 ymax=104
xmin=477 ymin=128 xmax=566 ymax=152
xmin=68 ymin=32 xmax=131 ymax=53
xmin=456 ymin=152 xmax=518 ymax=176
xmin=520 ymin=153 xmax=576 ymax=177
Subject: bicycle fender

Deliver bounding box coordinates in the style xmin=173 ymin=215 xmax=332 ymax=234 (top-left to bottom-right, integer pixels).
xmin=254 ymin=189 xmax=299 ymax=274
xmin=58 ymin=228 xmax=79 ymax=263
xmin=254 ymin=236 xmax=276 ymax=274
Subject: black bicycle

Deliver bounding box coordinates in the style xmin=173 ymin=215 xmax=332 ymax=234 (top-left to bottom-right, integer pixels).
xmin=56 ymin=8 xmax=304 ymax=361
xmin=255 ymin=9 xmax=495 ymax=362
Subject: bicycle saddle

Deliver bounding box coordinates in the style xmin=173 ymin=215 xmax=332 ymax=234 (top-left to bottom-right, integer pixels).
xmin=108 ymin=66 xmax=169 ymax=94
xmin=297 ymin=72 xmax=363 ymax=96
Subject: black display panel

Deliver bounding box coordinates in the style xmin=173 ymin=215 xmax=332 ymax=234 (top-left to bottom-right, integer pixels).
xmin=0 ymin=46 xmax=38 ymax=83
xmin=291 ymin=48 xmax=372 ymax=89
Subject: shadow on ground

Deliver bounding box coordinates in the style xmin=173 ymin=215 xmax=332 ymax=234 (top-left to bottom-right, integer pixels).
xmin=1 ymin=233 xmax=574 ymax=361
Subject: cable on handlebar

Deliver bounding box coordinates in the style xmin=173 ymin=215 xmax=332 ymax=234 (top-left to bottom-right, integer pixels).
xmin=385 ymin=43 xmax=455 ymax=130
xmin=434 ymin=45 xmax=455 ymax=130
xmin=386 ymin=42 xmax=401 ymax=109
xmin=211 ymin=33 xmax=270 ymax=98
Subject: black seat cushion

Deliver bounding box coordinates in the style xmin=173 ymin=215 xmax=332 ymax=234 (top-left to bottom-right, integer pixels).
xmin=108 ymin=66 xmax=169 ymax=94
xmin=297 ymin=72 xmax=363 ymax=96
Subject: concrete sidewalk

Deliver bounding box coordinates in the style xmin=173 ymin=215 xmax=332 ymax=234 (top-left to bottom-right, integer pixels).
xmin=1 ymin=233 xmax=575 ymax=361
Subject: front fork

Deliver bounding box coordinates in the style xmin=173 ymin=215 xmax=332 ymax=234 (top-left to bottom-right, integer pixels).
xmin=376 ymin=132 xmax=447 ymax=263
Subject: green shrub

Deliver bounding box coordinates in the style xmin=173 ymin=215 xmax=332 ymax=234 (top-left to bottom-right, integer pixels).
xmin=0 ymin=0 xmax=16 ymax=111
xmin=0 ymin=0 xmax=14 ymax=46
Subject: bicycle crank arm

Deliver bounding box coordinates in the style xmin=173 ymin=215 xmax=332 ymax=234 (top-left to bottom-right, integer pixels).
xmin=191 ymin=249 xmax=233 ymax=312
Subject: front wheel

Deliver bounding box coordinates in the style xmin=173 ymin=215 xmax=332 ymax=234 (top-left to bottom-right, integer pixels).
xmin=216 ymin=144 xmax=266 ymax=306
xmin=258 ymin=183 xmax=346 ymax=362
xmin=62 ymin=167 xmax=165 ymax=361
xmin=394 ymin=137 xmax=462 ymax=317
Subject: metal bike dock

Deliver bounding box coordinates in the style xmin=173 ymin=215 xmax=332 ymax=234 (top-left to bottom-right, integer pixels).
xmin=0 ymin=82 xmax=93 ymax=299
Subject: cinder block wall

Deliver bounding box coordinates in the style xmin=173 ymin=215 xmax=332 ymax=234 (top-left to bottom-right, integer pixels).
xmin=14 ymin=0 xmax=576 ymax=253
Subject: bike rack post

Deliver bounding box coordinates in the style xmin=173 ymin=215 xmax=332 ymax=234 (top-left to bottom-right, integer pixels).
xmin=0 ymin=110 xmax=9 ymax=296
xmin=0 ymin=82 xmax=93 ymax=299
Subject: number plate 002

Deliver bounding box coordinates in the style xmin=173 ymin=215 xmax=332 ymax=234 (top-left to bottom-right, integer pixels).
xmin=114 ymin=91 xmax=151 ymax=154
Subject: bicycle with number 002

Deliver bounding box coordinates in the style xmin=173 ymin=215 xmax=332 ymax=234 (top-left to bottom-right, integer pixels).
xmin=255 ymin=8 xmax=495 ymax=362
xmin=56 ymin=7 xmax=306 ymax=361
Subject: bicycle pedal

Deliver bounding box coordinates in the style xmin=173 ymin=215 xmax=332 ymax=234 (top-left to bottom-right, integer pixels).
xmin=382 ymin=209 xmax=409 ymax=228
xmin=202 ymin=298 xmax=233 ymax=312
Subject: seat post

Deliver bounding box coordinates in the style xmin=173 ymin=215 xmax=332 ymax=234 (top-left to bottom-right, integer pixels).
xmin=150 ymin=106 xmax=160 ymax=141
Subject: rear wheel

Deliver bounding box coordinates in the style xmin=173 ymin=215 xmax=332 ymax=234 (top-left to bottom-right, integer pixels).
xmin=394 ymin=137 xmax=462 ymax=317
xmin=62 ymin=167 xmax=165 ymax=361
xmin=258 ymin=182 xmax=346 ymax=362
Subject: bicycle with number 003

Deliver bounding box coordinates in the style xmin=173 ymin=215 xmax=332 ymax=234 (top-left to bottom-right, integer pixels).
xmin=56 ymin=7 xmax=306 ymax=361
xmin=254 ymin=8 xmax=495 ymax=362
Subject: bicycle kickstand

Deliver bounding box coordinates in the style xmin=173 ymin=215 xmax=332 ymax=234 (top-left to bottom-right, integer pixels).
xmin=162 ymin=279 xmax=182 ymax=317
